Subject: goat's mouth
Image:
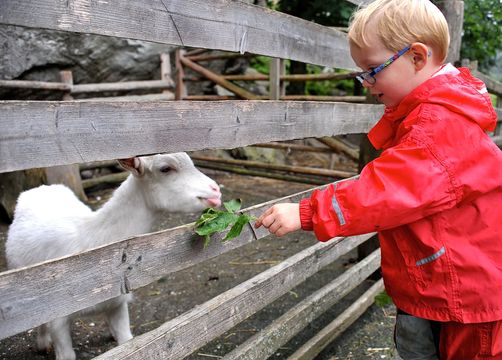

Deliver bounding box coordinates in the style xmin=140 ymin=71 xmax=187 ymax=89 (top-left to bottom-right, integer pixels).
xmin=198 ymin=196 xmax=222 ymax=208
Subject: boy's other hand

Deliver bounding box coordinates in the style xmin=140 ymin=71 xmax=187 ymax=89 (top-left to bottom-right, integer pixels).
xmin=254 ymin=203 xmax=301 ymax=237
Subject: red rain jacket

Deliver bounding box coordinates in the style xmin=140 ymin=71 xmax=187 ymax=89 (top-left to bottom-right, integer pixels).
xmin=300 ymin=66 xmax=502 ymax=323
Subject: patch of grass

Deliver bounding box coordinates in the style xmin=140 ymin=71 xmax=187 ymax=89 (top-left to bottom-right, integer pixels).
xmin=374 ymin=290 xmax=393 ymax=307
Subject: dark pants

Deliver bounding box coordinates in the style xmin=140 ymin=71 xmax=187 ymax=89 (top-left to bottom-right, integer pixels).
xmin=394 ymin=309 xmax=502 ymax=360
xmin=394 ymin=309 xmax=441 ymax=360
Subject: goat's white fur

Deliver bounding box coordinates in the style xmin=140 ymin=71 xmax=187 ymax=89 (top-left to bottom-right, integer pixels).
xmin=6 ymin=152 xmax=221 ymax=360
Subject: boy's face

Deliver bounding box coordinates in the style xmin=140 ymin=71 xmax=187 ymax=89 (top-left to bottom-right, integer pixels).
xmin=350 ymin=34 xmax=420 ymax=107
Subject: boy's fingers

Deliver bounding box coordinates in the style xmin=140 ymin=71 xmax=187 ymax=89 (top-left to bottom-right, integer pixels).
xmin=254 ymin=207 xmax=274 ymax=228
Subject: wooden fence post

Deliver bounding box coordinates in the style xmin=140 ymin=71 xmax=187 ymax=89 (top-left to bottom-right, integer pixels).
xmin=441 ymin=0 xmax=464 ymax=65
xmin=269 ymin=58 xmax=285 ymax=100
xmin=42 ymin=70 xmax=88 ymax=202
xmin=160 ymin=53 xmax=175 ymax=96
xmin=175 ymin=49 xmax=187 ymax=100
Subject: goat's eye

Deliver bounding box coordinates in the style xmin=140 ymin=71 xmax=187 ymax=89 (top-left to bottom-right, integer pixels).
xmin=159 ymin=166 xmax=173 ymax=174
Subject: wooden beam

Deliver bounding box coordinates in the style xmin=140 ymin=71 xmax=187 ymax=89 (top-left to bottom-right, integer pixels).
xmin=269 ymin=58 xmax=285 ymax=100
xmin=472 ymin=70 xmax=502 ymax=97
xmin=288 ymin=279 xmax=385 ymax=360
xmin=317 ymin=136 xmax=360 ymax=160
xmin=0 ymin=79 xmax=175 ymax=94
xmin=93 ymin=235 xmax=375 ymax=360
xmin=0 ymin=0 xmax=356 ymax=69
xmin=180 ymin=56 xmax=261 ymax=100
xmin=281 ymin=95 xmax=366 ymax=103
xmin=223 ymin=250 xmax=381 ymax=360
xmin=252 ymin=142 xmax=335 ymax=154
xmin=0 ymin=101 xmax=383 ymax=173
xmin=193 ymin=161 xmax=333 ymax=185
xmin=71 ymin=80 xmax=174 ymax=94
xmin=186 ymin=72 xmax=359 ymax=82
xmin=185 ymin=52 xmax=255 ymax=62
xmin=191 ymin=155 xmax=357 ymax=178
xmin=0 ymin=79 xmax=70 ymax=91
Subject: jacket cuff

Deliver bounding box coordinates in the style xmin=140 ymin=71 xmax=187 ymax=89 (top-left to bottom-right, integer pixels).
xmin=299 ymin=198 xmax=314 ymax=231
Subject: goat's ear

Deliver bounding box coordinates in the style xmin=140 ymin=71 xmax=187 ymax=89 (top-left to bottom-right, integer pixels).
xmin=117 ymin=157 xmax=145 ymax=177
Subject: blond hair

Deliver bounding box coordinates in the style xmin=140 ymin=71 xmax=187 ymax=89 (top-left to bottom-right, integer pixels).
xmin=348 ymin=0 xmax=450 ymax=62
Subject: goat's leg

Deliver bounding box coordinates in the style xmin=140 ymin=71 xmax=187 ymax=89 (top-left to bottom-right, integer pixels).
xmin=47 ymin=317 xmax=76 ymax=360
xmin=105 ymin=300 xmax=133 ymax=344
xmin=36 ymin=323 xmax=52 ymax=353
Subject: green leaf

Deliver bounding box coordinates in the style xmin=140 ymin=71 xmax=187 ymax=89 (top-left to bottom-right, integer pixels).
xmin=223 ymin=199 xmax=242 ymax=213
xmin=195 ymin=212 xmax=238 ymax=236
xmin=223 ymin=214 xmax=253 ymax=242
xmin=194 ymin=210 xmax=219 ymax=227
xmin=194 ymin=199 xmax=256 ymax=247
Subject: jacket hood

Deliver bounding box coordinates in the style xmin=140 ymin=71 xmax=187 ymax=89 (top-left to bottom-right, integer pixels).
xmin=368 ymin=65 xmax=497 ymax=149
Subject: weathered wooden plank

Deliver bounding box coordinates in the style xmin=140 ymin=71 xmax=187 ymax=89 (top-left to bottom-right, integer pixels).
xmin=0 ymin=100 xmax=383 ymax=173
xmin=0 ymin=181 xmax=369 ymax=340
xmin=473 ymin=70 xmax=502 ymax=97
xmin=0 ymin=79 xmax=70 ymax=91
xmin=191 ymin=155 xmax=357 ymax=178
xmin=71 ymin=80 xmax=174 ymax=94
xmin=223 ymin=249 xmax=381 ymax=360
xmin=288 ymin=279 xmax=385 ymax=360
xmin=0 ymin=0 xmax=356 ymax=69
xmin=94 ymin=235 xmax=375 ymax=360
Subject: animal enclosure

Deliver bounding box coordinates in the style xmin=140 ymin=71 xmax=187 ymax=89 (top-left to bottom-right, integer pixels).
xmin=1 ymin=0 xmax=501 ymax=359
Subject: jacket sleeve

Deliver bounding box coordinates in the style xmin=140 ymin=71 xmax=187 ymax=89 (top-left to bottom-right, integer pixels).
xmin=300 ymin=137 xmax=459 ymax=241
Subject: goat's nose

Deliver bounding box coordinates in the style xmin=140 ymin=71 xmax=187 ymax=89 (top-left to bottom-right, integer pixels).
xmin=210 ymin=183 xmax=221 ymax=194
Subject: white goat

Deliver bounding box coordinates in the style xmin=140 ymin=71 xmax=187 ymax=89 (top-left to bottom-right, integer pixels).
xmin=6 ymin=152 xmax=222 ymax=360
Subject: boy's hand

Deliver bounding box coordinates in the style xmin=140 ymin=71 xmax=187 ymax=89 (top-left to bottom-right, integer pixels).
xmin=254 ymin=203 xmax=301 ymax=237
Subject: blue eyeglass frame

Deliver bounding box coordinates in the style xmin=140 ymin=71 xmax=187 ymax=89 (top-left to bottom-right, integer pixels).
xmin=355 ymin=45 xmax=412 ymax=85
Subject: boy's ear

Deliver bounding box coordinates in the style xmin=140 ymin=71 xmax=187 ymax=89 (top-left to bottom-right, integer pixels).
xmin=410 ymin=42 xmax=430 ymax=71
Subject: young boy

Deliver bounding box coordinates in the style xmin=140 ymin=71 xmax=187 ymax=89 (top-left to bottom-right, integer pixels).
xmin=255 ymin=0 xmax=502 ymax=358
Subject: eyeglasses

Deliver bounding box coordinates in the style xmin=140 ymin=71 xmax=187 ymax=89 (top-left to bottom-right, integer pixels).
xmin=355 ymin=45 xmax=411 ymax=85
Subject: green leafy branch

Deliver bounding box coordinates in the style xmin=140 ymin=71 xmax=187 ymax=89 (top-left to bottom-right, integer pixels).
xmin=194 ymin=199 xmax=256 ymax=248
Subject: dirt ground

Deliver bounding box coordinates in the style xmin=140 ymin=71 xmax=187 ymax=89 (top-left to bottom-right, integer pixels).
xmin=0 ymin=168 xmax=400 ymax=360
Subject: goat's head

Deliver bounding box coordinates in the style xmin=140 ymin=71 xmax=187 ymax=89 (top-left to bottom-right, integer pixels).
xmin=118 ymin=153 xmax=221 ymax=213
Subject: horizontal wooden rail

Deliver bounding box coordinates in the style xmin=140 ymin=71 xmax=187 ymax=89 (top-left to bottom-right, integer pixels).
xmin=472 ymin=70 xmax=502 ymax=97
xmin=186 ymin=72 xmax=359 ymax=82
xmin=0 ymin=181 xmax=364 ymax=340
xmin=0 ymin=79 xmax=173 ymax=93
xmin=0 ymin=79 xmax=71 ymax=91
xmin=182 ymin=95 xmax=366 ymax=102
xmin=288 ymin=279 xmax=385 ymax=360
xmin=185 ymin=52 xmax=256 ymax=62
xmin=194 ymin=161 xmax=334 ymax=185
xmin=72 ymin=80 xmax=174 ymax=94
xmin=191 ymin=155 xmax=357 ymax=178
xmin=0 ymin=100 xmax=383 ymax=173
xmin=223 ymin=249 xmax=381 ymax=360
xmin=253 ymin=141 xmax=335 ymax=154
xmin=0 ymin=0 xmax=356 ymax=69
xmin=282 ymin=95 xmax=366 ymax=103
xmin=94 ymin=235 xmax=375 ymax=359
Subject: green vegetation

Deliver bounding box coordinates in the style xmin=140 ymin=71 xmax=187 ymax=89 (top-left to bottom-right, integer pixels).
xmin=195 ymin=199 xmax=256 ymax=248
xmin=374 ymin=290 xmax=394 ymax=307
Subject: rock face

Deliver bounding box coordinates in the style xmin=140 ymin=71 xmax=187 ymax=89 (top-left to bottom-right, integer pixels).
xmin=0 ymin=24 xmax=176 ymax=99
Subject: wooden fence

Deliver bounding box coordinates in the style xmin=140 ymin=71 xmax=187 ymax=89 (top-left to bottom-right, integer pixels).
xmin=0 ymin=0 xmax=501 ymax=359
